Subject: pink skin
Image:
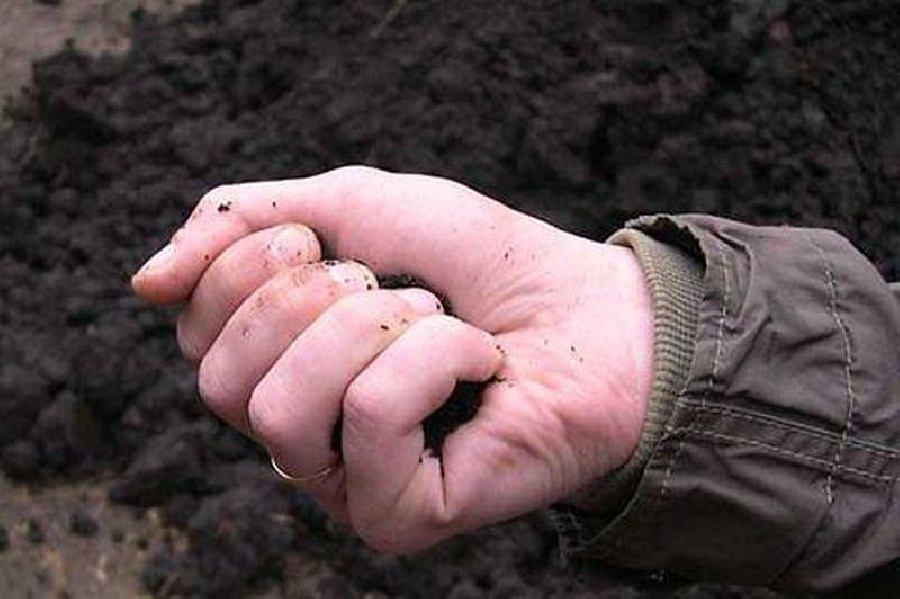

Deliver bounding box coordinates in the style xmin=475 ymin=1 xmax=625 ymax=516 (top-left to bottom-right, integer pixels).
xmin=132 ymin=166 xmax=653 ymax=553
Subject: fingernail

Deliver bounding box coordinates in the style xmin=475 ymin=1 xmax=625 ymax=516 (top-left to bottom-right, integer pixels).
xmin=269 ymin=226 xmax=313 ymax=264
xmin=394 ymin=288 xmax=443 ymax=315
xmin=326 ymin=261 xmax=375 ymax=291
xmin=138 ymin=244 xmax=175 ymax=274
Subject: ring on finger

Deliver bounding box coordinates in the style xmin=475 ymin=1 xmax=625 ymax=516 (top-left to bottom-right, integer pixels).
xmin=270 ymin=456 xmax=339 ymax=484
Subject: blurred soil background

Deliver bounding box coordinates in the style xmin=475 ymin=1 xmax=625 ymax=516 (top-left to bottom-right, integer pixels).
xmin=0 ymin=0 xmax=897 ymax=597
xmin=1 ymin=4 xmax=200 ymax=597
xmin=0 ymin=1 xmax=199 ymax=121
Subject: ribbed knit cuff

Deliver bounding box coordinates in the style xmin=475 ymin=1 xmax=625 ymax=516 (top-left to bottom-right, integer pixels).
xmin=553 ymin=226 xmax=704 ymax=535
xmin=604 ymin=228 xmax=704 ymax=488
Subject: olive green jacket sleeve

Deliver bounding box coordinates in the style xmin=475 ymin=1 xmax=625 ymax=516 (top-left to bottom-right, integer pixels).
xmin=553 ymin=215 xmax=900 ymax=593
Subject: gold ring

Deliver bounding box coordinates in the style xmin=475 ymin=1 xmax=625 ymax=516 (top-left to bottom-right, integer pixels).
xmin=270 ymin=456 xmax=338 ymax=484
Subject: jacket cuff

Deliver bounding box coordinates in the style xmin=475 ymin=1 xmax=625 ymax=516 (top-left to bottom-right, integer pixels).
xmin=552 ymin=225 xmax=704 ymax=538
xmin=555 ymin=215 xmax=900 ymax=591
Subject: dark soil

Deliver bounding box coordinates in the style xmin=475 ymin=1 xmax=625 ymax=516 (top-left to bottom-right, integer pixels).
xmin=377 ymin=272 xmax=480 ymax=456
xmin=1 ymin=0 xmax=897 ymax=596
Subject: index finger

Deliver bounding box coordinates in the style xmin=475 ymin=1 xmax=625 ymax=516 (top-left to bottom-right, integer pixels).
xmin=132 ymin=166 xmax=516 ymax=305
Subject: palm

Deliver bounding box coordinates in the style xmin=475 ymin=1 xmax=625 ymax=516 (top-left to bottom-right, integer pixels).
xmin=400 ymin=225 xmax=652 ymax=537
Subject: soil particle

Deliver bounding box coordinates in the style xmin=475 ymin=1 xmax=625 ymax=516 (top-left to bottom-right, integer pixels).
xmin=26 ymin=520 xmax=44 ymax=544
xmin=69 ymin=511 xmax=100 ymax=538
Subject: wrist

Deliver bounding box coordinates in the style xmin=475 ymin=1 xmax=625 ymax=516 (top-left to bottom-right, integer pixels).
xmin=565 ymin=229 xmax=704 ymax=513
xmin=610 ymin=228 xmax=705 ymax=463
xmin=609 ymin=245 xmax=656 ymax=466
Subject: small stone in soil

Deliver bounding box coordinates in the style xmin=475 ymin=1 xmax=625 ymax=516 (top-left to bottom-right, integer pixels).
xmin=69 ymin=511 xmax=99 ymax=537
xmin=26 ymin=519 xmax=44 ymax=544
xmin=141 ymin=557 xmax=171 ymax=593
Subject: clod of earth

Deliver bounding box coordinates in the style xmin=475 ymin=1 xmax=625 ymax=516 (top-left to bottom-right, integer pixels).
xmin=69 ymin=511 xmax=100 ymax=538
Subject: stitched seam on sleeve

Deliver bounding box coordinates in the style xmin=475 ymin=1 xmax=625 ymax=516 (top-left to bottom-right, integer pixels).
xmin=641 ymin=234 xmax=731 ymax=544
xmin=673 ymin=402 xmax=899 ymax=458
xmin=672 ymin=428 xmax=894 ymax=483
xmin=652 ymin=236 xmax=729 ymax=531
xmin=659 ymin=437 xmax=687 ymax=497
xmin=705 ymin=243 xmax=730 ymax=409
xmin=808 ymin=234 xmax=858 ymax=504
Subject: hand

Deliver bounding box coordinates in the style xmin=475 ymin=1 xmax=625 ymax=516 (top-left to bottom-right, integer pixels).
xmin=132 ymin=166 xmax=653 ymax=553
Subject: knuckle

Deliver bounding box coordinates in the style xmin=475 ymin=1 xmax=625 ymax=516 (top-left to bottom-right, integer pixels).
xmin=197 ymin=184 xmax=231 ymax=212
xmin=343 ymin=376 xmax=387 ymax=432
xmin=202 ymin=183 xmax=233 ymax=202
xmin=248 ymin=270 xmax=299 ymax=319
xmin=196 ymin=184 xmax=249 ymax=228
xmin=351 ymin=512 xmax=410 ymax=554
xmin=320 ymin=294 xmax=367 ymax=332
xmin=324 ymin=293 xmax=366 ymax=328
xmin=175 ymin=316 xmax=204 ymax=364
xmin=197 ymin=353 xmax=233 ymax=414
xmin=203 ymin=255 xmax=244 ymax=300
xmin=409 ymin=316 xmax=468 ymax=355
xmin=258 ymin=274 xmax=291 ymax=311
xmin=328 ymin=165 xmax=386 ymax=207
xmin=330 ymin=164 xmax=382 ymax=181
xmin=331 ymin=289 xmax=407 ymax=323
xmin=323 ymin=291 xmax=412 ymax=347
xmin=170 ymin=225 xmax=187 ymax=244
xmin=419 ymin=314 xmax=462 ymax=337
xmin=247 ymin=382 xmax=287 ymax=446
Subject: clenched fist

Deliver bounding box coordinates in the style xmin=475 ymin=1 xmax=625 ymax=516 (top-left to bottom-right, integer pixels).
xmin=132 ymin=166 xmax=653 ymax=553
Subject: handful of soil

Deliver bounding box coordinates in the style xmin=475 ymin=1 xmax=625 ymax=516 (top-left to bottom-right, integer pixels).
xmin=373 ymin=273 xmax=488 ymax=458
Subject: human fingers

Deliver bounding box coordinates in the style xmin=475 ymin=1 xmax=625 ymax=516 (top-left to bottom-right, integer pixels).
xmin=176 ymin=224 xmax=321 ymax=363
xmin=246 ymin=288 xmax=443 ymax=498
xmin=132 ymin=166 xmax=516 ymax=306
xmin=197 ymin=260 xmax=376 ymax=435
xmin=340 ymin=316 xmax=502 ymax=553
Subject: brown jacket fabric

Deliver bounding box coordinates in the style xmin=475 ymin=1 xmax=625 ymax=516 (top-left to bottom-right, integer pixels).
xmin=554 ymin=215 xmax=900 ymax=593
